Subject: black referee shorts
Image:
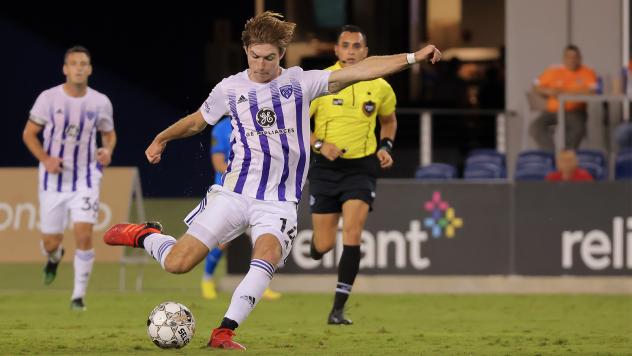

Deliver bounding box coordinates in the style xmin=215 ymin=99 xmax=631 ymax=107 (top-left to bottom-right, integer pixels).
xmin=308 ymin=154 xmax=379 ymax=214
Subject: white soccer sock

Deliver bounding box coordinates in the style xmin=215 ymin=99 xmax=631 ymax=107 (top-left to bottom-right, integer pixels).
xmin=40 ymin=240 xmax=63 ymax=263
xmin=143 ymin=233 xmax=176 ymax=269
xmin=224 ymin=259 xmax=275 ymax=325
xmin=71 ymin=249 xmax=95 ymax=300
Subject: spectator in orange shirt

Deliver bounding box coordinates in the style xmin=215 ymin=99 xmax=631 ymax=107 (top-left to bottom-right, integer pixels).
xmin=529 ymin=45 xmax=598 ymax=151
xmin=546 ymin=150 xmax=593 ymax=182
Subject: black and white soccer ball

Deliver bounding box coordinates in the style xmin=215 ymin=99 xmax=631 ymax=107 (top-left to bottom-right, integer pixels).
xmin=147 ymin=301 xmax=196 ymax=349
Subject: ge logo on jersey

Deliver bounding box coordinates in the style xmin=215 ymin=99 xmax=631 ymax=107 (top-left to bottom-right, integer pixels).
xmin=256 ymin=108 xmax=276 ymax=128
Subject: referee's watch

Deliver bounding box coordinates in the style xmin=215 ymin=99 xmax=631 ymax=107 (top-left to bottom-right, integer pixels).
xmin=313 ymin=139 xmax=324 ymax=152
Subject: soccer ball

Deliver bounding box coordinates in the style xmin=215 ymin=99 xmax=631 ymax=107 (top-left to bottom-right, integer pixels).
xmin=147 ymin=301 xmax=196 ymax=349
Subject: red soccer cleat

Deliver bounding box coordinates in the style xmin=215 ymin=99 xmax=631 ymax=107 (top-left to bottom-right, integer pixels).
xmin=103 ymin=222 xmax=163 ymax=248
xmin=207 ymin=328 xmax=247 ymax=350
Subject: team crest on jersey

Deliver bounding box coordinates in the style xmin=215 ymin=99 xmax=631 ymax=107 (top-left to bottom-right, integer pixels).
xmin=86 ymin=111 xmax=96 ymax=120
xmin=256 ymin=107 xmax=276 ymax=128
xmin=362 ymin=101 xmax=376 ymax=116
xmin=280 ymin=85 xmax=293 ymax=99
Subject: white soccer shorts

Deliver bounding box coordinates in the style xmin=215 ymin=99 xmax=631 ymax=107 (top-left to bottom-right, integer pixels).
xmin=184 ymin=185 xmax=298 ymax=268
xmin=39 ymin=188 xmax=100 ymax=234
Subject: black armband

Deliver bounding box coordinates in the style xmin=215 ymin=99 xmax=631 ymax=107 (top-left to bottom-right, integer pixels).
xmin=379 ymin=138 xmax=394 ymax=154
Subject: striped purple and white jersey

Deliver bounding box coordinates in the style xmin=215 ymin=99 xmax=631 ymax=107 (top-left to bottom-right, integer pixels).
xmin=200 ymin=67 xmax=330 ymax=203
xmin=29 ymin=85 xmax=114 ymax=192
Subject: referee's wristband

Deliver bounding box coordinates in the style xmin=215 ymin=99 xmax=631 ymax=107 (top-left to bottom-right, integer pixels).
xmin=379 ymin=138 xmax=394 ymax=154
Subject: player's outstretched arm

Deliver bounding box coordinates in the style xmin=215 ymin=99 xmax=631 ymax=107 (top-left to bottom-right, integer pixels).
xmin=328 ymin=44 xmax=441 ymax=94
xmin=145 ymin=111 xmax=207 ymax=164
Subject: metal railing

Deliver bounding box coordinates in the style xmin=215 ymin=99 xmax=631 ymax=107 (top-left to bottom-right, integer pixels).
xmin=397 ymin=108 xmax=515 ymax=166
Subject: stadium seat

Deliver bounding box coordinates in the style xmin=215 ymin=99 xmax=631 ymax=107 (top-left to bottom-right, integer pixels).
xmin=515 ymin=150 xmax=555 ymax=181
xmin=415 ymin=163 xmax=457 ymax=180
xmin=576 ymin=149 xmax=607 ymax=180
xmin=514 ymin=162 xmax=551 ymax=181
xmin=464 ymin=149 xmax=506 ymax=179
xmin=615 ymin=148 xmax=632 ymax=180
xmin=464 ymin=162 xmax=505 ymax=179
xmin=467 ymin=148 xmax=506 ymax=165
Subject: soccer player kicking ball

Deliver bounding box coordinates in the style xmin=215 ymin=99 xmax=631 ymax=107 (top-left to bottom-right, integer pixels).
xmin=104 ymin=11 xmax=440 ymax=350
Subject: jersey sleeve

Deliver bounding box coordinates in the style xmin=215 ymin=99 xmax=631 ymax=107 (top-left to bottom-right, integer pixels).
xmin=378 ymin=81 xmax=397 ymax=116
xmin=211 ymin=120 xmax=230 ymax=155
xmin=97 ymin=96 xmax=115 ymax=132
xmin=200 ymin=82 xmax=229 ymax=125
xmin=302 ymin=70 xmax=331 ymax=100
xmin=29 ymin=92 xmax=49 ymax=125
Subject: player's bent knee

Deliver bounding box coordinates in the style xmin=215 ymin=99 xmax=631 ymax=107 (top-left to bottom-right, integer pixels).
xmin=253 ymin=235 xmax=282 ymax=266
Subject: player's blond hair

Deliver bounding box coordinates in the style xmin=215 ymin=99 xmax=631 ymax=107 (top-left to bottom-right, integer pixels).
xmin=241 ymin=11 xmax=296 ymax=51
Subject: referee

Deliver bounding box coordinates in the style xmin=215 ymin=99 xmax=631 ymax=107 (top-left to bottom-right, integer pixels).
xmin=308 ymin=25 xmax=397 ymax=325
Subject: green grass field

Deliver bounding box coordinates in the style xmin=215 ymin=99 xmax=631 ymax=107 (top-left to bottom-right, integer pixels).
xmin=1 ymin=199 xmax=630 ymax=354
xmin=0 ymin=264 xmax=630 ymax=355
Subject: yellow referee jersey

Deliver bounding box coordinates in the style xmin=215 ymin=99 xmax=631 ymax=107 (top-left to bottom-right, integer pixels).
xmin=309 ymin=62 xmax=397 ymax=159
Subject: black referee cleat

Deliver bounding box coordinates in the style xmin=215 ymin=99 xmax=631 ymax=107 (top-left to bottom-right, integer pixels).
xmin=328 ymin=308 xmax=353 ymax=325
xmin=43 ymin=248 xmax=65 ymax=285
xmin=309 ymin=236 xmax=324 ymax=260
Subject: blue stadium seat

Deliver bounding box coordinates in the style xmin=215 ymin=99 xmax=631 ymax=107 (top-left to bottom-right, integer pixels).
xmin=464 ymin=162 xmax=505 ymax=179
xmin=464 ymin=149 xmax=506 ymax=179
xmin=467 ymin=148 xmax=506 ymax=166
xmin=515 ymin=163 xmax=551 ymax=181
xmin=415 ymin=163 xmax=457 ymax=180
xmin=516 ymin=150 xmax=555 ymax=168
xmin=615 ymin=148 xmax=632 ymax=180
xmin=515 ymin=150 xmax=555 ymax=181
xmin=576 ymin=149 xmax=607 ymax=180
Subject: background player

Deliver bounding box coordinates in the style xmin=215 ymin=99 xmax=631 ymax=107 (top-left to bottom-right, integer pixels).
xmin=104 ymin=11 xmax=440 ymax=350
xmin=22 ymin=45 xmax=116 ymax=311
xmin=308 ymin=25 xmax=397 ymax=325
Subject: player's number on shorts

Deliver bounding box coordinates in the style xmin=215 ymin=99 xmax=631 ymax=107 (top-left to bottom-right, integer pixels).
xmin=81 ymin=197 xmax=99 ymax=212
xmin=279 ymin=218 xmax=297 ymax=241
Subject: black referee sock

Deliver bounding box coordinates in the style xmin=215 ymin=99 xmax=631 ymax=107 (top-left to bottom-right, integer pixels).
xmin=333 ymin=245 xmax=361 ymax=310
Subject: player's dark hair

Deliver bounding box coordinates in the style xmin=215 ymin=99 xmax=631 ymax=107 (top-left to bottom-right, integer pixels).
xmin=337 ymin=25 xmax=367 ymax=46
xmin=64 ymin=45 xmax=91 ymax=63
